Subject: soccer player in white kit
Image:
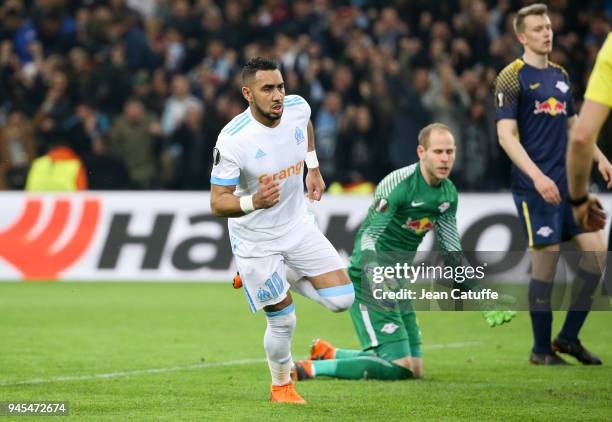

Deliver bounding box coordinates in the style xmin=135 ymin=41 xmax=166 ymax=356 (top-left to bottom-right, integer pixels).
xmin=210 ymin=57 xmax=354 ymax=404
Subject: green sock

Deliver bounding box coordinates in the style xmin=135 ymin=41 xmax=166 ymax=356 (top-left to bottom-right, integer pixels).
xmin=312 ymin=356 xmax=412 ymax=380
xmin=334 ymin=348 xmax=376 ymax=359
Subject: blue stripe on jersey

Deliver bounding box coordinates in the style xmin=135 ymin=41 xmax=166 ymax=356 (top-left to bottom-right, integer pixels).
xmin=227 ymin=117 xmax=252 ymax=135
xmin=222 ymin=114 xmax=248 ymax=134
xmin=210 ymin=176 xmax=240 ymax=185
xmin=265 ymin=303 xmax=295 ymax=317
xmin=284 ymin=103 xmax=305 ymax=108
xmin=317 ymin=284 xmax=355 ymax=297
xmin=284 ymin=98 xmax=304 ymax=104
xmin=223 ymin=113 xmax=249 ymax=134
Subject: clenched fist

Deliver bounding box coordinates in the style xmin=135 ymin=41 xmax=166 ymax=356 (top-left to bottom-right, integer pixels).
xmin=253 ymin=176 xmax=280 ymax=209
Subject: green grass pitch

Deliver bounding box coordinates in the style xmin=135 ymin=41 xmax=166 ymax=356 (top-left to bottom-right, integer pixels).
xmin=0 ymin=282 xmax=611 ymax=421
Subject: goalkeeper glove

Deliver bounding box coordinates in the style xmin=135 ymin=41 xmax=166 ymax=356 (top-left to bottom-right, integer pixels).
xmin=482 ymin=310 xmax=517 ymax=327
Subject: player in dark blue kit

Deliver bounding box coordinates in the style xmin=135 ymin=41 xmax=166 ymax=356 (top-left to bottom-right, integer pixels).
xmin=495 ymin=4 xmax=612 ymax=365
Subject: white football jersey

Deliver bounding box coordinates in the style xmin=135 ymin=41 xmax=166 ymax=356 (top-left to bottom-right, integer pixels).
xmin=211 ymin=95 xmax=310 ymax=244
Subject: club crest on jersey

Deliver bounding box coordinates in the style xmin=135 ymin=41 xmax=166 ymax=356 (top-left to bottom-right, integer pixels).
xmin=212 ymin=148 xmax=220 ymax=166
xmin=555 ymin=81 xmax=569 ymax=93
xmin=533 ymin=97 xmax=567 ymax=116
xmin=257 ymin=288 xmax=273 ymax=302
xmin=295 ymin=127 xmax=305 ymax=144
xmin=375 ymin=198 xmax=389 ymax=212
xmin=438 ymin=202 xmax=450 ymax=213
xmin=401 ymin=217 xmax=433 ymax=235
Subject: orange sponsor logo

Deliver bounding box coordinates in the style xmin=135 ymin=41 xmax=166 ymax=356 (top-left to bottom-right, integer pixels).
xmin=258 ymin=160 xmax=304 ymax=183
xmin=0 ymin=198 xmax=101 ymax=280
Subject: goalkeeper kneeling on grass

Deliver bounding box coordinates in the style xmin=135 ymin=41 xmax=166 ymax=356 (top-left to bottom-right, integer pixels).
xmin=292 ymin=123 xmax=516 ymax=381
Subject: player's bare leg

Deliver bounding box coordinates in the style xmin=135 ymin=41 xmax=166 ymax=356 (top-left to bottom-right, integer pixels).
xmin=263 ymin=293 xmax=306 ymax=404
xmin=288 ymin=267 xmax=354 ymax=312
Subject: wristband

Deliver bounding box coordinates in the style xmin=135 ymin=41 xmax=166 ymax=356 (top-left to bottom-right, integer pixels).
xmin=239 ymin=195 xmax=255 ymax=213
xmin=305 ymin=150 xmax=319 ymax=169
xmin=569 ymin=195 xmax=588 ymax=207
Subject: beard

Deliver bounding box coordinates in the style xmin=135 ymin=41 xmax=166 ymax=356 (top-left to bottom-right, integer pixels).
xmin=253 ymin=98 xmax=282 ymax=121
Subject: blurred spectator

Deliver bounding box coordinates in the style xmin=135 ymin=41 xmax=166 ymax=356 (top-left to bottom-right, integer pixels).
xmin=337 ymin=105 xmax=382 ymax=183
xmin=82 ymin=135 xmax=132 ymax=190
xmin=109 ymin=98 xmax=162 ymax=189
xmin=168 ymin=103 xmax=215 ymax=190
xmin=33 ymin=69 xmax=73 ymax=149
xmin=0 ymin=0 xmax=609 ymax=191
xmin=161 ymin=74 xmax=203 ymax=136
xmin=388 ymin=68 xmax=431 ymax=171
xmin=0 ymin=111 xmax=36 ymax=189
xmin=63 ymin=101 xmax=110 ymax=155
xmin=25 ymin=130 xmax=87 ymax=192
xmin=315 ymin=91 xmax=343 ymax=180
xmin=92 ymin=43 xmax=132 ymax=116
xmin=422 ymin=59 xmax=471 ymax=174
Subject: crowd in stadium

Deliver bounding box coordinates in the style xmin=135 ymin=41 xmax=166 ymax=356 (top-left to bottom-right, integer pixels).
xmin=0 ymin=0 xmax=610 ymax=191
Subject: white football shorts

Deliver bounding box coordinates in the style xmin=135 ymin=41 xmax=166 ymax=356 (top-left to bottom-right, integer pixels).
xmin=231 ymin=216 xmax=345 ymax=312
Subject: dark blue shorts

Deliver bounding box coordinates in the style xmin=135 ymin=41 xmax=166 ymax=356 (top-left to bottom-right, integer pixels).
xmin=512 ymin=190 xmax=583 ymax=247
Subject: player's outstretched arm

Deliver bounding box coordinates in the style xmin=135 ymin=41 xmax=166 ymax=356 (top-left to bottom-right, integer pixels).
xmin=210 ymin=176 xmax=280 ymax=217
xmin=435 ymin=207 xmax=516 ymax=327
xmin=305 ymin=120 xmax=325 ymax=201
xmin=566 ymin=100 xmax=611 ymax=231
xmin=497 ymin=119 xmax=561 ymax=205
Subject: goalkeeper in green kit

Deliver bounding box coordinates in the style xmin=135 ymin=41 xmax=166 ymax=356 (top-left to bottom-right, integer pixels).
xmin=292 ymin=123 xmax=516 ymax=381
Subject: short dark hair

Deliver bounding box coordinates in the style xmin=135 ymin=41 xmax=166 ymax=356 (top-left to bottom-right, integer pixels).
xmin=513 ymin=3 xmax=548 ymax=34
xmin=241 ymin=57 xmax=278 ymax=85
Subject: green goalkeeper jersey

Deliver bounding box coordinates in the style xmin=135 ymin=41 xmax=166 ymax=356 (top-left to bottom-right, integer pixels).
xmin=348 ymin=162 xmax=461 ymax=281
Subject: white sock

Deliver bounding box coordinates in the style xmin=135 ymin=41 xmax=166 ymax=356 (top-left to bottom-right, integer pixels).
xmin=264 ymin=304 xmax=296 ymax=386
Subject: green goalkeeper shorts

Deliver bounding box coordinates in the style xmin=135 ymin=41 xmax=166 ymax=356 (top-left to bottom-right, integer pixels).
xmin=348 ymin=293 xmax=422 ymax=359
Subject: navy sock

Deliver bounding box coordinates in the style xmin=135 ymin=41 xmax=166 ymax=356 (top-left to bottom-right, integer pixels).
xmin=559 ymin=268 xmax=600 ymax=341
xmin=529 ymin=278 xmax=553 ymax=354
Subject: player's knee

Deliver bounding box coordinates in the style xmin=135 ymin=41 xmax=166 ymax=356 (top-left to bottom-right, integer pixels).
xmin=531 ymin=247 xmax=561 ymax=279
xmin=319 ymin=284 xmax=355 ymax=312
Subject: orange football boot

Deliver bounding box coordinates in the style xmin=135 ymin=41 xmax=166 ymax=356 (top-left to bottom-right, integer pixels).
xmin=232 ymin=272 xmax=242 ymax=289
xmin=309 ymin=338 xmax=336 ymax=360
xmin=270 ymin=383 xmax=307 ymax=404
xmin=291 ymin=360 xmax=315 ymax=381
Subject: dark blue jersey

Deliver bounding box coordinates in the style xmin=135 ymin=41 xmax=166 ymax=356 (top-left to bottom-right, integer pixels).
xmin=494 ymin=59 xmax=576 ymax=192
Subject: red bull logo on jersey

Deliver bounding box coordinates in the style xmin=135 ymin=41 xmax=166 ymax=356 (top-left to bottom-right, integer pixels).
xmin=258 ymin=160 xmax=304 ymax=184
xmin=533 ymin=97 xmax=567 ymax=117
xmin=401 ymin=217 xmax=434 ymax=235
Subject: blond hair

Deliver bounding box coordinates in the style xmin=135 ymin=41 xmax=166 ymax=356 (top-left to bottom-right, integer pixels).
xmin=513 ymin=3 xmax=548 ymax=34
xmin=418 ymin=123 xmax=452 ymax=148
